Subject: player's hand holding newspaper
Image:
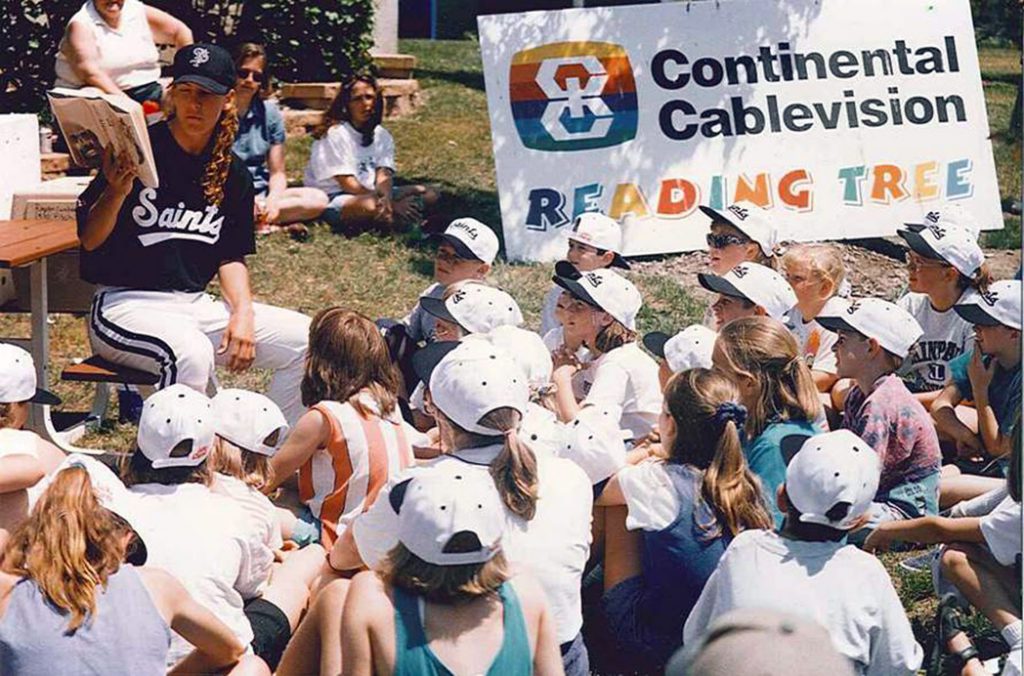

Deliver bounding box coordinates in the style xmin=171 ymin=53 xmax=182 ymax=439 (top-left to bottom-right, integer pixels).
xmin=47 ymin=87 xmax=159 ymax=189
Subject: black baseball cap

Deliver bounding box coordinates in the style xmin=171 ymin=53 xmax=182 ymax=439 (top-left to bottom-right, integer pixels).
xmin=172 ymin=44 xmax=236 ymax=95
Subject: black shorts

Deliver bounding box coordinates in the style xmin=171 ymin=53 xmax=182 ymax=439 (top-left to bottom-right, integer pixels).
xmin=244 ymin=597 xmax=291 ymax=670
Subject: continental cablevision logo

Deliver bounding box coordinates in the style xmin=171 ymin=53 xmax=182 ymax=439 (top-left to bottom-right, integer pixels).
xmin=510 ymin=42 xmax=638 ymax=151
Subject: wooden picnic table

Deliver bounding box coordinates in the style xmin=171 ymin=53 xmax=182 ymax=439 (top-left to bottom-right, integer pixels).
xmin=0 ymin=218 xmax=81 ymax=440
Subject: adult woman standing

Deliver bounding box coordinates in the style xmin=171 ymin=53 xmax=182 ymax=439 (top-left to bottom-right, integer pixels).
xmin=55 ymin=0 xmax=192 ymax=105
xmin=77 ymin=43 xmax=310 ymax=425
xmin=231 ymin=43 xmax=328 ymax=233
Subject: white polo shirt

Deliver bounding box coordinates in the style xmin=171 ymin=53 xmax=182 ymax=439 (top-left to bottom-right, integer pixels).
xmin=581 ymin=342 xmax=661 ymax=440
xmin=352 ymin=444 xmax=593 ymax=644
xmin=980 ymin=496 xmax=1022 ymax=568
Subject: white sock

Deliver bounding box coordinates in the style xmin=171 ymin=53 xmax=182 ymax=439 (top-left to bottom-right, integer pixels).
xmin=1001 ymin=620 xmax=1023 ymax=648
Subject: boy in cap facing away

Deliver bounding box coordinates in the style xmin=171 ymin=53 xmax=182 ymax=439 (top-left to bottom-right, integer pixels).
xmin=931 ymin=280 xmax=1022 ymax=465
xmin=817 ymin=298 xmax=941 ymax=540
xmin=683 ymin=430 xmax=923 ymax=676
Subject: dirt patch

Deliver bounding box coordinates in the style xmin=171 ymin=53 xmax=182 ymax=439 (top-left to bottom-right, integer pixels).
xmin=632 ymin=241 xmax=1021 ymax=304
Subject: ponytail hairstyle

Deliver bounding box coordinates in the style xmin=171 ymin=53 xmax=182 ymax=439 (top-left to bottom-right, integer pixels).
xmin=592 ymin=318 xmax=637 ymax=354
xmin=311 ymin=74 xmax=384 ymax=145
xmin=442 ymin=407 xmax=539 ymax=521
xmin=201 ymin=95 xmax=239 ymax=206
xmin=663 ymin=369 xmax=773 ymax=539
xmin=2 ymin=468 xmax=129 ymax=632
xmin=957 ymin=262 xmax=994 ymax=294
xmin=714 ymin=317 xmax=821 ymax=438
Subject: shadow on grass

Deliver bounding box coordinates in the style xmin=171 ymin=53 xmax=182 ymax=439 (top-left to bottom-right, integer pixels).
xmin=417 ymin=68 xmax=486 ymax=92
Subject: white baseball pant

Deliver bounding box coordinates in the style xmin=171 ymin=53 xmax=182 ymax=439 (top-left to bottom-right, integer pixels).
xmin=88 ymin=287 xmax=310 ymax=425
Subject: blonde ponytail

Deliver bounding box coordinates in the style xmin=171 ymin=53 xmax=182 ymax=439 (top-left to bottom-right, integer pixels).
xmin=202 ymin=98 xmax=239 ymax=206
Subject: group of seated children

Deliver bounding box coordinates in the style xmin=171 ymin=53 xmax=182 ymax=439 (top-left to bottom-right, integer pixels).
xmin=0 ymin=199 xmax=1019 ymax=676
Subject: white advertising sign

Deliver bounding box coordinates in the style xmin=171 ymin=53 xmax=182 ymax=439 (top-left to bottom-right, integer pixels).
xmin=478 ymin=0 xmax=1002 ymax=262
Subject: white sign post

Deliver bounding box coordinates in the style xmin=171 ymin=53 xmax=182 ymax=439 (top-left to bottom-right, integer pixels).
xmin=478 ymin=0 xmax=1002 ymax=262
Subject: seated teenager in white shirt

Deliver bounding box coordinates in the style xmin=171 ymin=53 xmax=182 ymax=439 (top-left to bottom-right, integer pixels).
xmin=550 ymin=266 xmax=661 ymax=441
xmin=684 ymin=430 xmax=923 ymax=676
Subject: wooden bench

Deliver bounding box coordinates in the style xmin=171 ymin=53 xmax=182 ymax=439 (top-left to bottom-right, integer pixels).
xmin=61 ymin=355 xmax=159 ymax=386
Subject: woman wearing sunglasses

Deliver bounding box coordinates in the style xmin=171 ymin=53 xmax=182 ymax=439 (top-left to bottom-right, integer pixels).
xmin=232 ymin=43 xmax=328 ymax=235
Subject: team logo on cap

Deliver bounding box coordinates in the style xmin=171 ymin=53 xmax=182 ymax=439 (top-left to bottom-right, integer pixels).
xmin=451 ymin=289 xmax=467 ymax=304
xmin=979 ymin=289 xmax=999 ymax=307
xmin=846 ymin=300 xmax=862 ymax=315
xmin=731 ymin=265 xmax=749 ymax=278
xmin=927 ymin=225 xmax=947 ymax=239
xmin=585 ymin=272 xmax=604 ymax=287
xmin=509 ymin=42 xmax=638 ymax=151
xmin=924 ymin=211 xmax=941 ymax=224
xmin=727 ymin=204 xmax=750 ymax=221
xmin=189 ymin=47 xmax=210 ymax=68
xmin=451 ymin=221 xmax=478 ymax=239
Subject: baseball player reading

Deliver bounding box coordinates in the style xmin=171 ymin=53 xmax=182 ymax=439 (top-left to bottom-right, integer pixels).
xmin=76 ymin=43 xmax=310 ymax=424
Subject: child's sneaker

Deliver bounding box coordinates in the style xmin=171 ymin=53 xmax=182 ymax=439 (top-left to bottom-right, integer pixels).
xmin=899 ymin=548 xmax=938 ymax=574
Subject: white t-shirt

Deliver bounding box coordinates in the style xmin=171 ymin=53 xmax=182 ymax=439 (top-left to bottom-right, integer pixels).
xmin=54 ymin=0 xmax=161 ymax=90
xmin=786 ymin=307 xmax=838 ymax=374
xmin=980 ymin=496 xmax=1022 ymax=568
xmin=897 ymin=292 xmax=975 ymax=392
xmin=617 ymin=459 xmax=684 ymax=531
xmin=352 ymin=445 xmax=593 ymax=644
xmin=540 ymin=285 xmax=562 ymax=336
xmin=303 ymin=122 xmax=396 ymax=197
xmin=0 ymin=429 xmax=46 ymax=506
xmin=130 ymin=483 xmax=262 ymax=665
xmin=581 ymin=342 xmax=661 ymax=440
xmin=212 ymin=473 xmax=281 ymax=594
xmin=684 ymin=530 xmax=923 ymax=676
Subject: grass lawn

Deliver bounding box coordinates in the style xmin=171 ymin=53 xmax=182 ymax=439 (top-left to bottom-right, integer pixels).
xmin=1 ymin=38 xmax=1018 ymax=667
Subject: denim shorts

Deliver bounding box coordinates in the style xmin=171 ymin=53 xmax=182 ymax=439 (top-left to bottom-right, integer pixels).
xmin=602 ymin=576 xmax=681 ymax=671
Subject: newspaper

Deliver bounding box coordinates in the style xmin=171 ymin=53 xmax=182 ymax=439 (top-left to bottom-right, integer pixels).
xmin=47 ymin=87 xmax=159 ymax=188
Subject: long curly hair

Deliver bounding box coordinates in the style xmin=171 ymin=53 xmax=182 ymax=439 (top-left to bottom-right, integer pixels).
xmin=312 ymin=74 xmax=383 ymax=145
xmin=201 ymin=96 xmax=239 ymax=206
xmin=2 ymin=468 xmax=129 ymax=633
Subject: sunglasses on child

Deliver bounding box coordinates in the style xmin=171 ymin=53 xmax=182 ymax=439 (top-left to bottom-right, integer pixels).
xmin=238 ymin=68 xmax=265 ymax=84
xmin=706 ymin=233 xmax=750 ymax=249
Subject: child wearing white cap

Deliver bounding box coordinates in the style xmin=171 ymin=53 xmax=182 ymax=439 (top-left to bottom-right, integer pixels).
xmin=781 ymin=244 xmax=848 ymax=392
xmin=711 ymin=317 xmax=824 ymax=527
xmin=122 ymin=384 xmax=291 ymax=671
xmin=0 ymin=459 xmax=261 ymax=674
xmin=399 ymin=217 xmax=501 ymax=345
xmin=337 ymin=472 xmax=563 ymax=676
xmin=592 ymin=369 xmax=773 ymax=673
xmin=896 ymin=208 xmax=992 ymax=405
xmin=550 ymin=267 xmax=661 ymax=441
xmin=267 ymin=308 xmax=416 ymax=548
xmin=700 ymin=201 xmax=781 ymax=275
xmin=0 ymin=343 xmax=67 ymax=547
xmin=817 ymin=298 xmax=941 ymax=539
xmin=684 ymin=430 xmax=923 ymax=675
xmin=540 ymin=212 xmax=629 ymax=336
xmin=420 ymin=280 xmax=524 ymax=341
xmin=330 ymin=340 xmax=593 ymax=676
xmin=698 ymin=262 xmax=798 ymax=331
xmin=932 ymin=280 xmax=1022 ymax=466
xmin=642 ymin=324 xmax=717 ymax=390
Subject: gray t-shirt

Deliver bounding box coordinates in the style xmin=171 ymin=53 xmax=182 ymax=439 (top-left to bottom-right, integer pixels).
xmin=897 ymin=292 xmax=975 ymax=392
xmin=401 ymin=282 xmax=444 ymax=343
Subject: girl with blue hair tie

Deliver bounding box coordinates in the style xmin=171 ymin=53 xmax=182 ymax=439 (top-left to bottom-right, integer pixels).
xmin=590 ymin=368 xmax=773 ymax=673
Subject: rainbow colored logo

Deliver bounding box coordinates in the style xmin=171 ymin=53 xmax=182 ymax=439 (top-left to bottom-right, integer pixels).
xmin=510 ymin=42 xmax=638 ymax=152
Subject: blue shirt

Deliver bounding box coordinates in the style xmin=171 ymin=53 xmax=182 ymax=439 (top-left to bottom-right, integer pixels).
xmin=743 ymin=419 xmax=821 ymax=528
xmin=232 ymin=98 xmax=286 ymax=195
xmin=949 ymin=352 xmax=1022 ymax=435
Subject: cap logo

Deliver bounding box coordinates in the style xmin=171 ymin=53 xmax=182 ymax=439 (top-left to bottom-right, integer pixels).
xmin=924 ymin=211 xmax=941 ymax=224
xmin=727 ymin=204 xmax=749 ymax=221
xmin=585 ymin=272 xmax=603 ymax=287
xmin=731 ymin=265 xmax=749 ymax=278
xmin=979 ymin=289 xmax=999 ymax=307
xmin=189 ymin=47 xmax=210 ymax=68
xmin=927 ymin=225 xmax=946 ymax=239
xmin=451 ymin=289 xmax=467 ymax=304
xmin=846 ymin=300 xmax=862 ymax=315
xmin=452 ymin=222 xmax=478 ymax=239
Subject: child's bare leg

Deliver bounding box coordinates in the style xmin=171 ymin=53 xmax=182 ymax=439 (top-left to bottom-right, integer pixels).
xmin=275 ymin=577 xmax=351 ymax=676
xmin=602 ymin=504 xmax=643 ymax=592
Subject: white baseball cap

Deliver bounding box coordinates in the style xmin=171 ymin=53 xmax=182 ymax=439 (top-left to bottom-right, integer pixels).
xmin=782 ymin=430 xmax=881 ymax=530
xmin=697 ymin=262 xmax=797 ymax=321
xmin=415 ymin=340 xmax=529 ymax=436
xmin=700 ymin=200 xmax=780 ymax=257
xmin=898 ymin=211 xmax=984 ymax=279
xmin=567 ymin=212 xmax=629 ymax=269
xmin=50 ymin=454 xmax=151 ymax=565
xmin=560 ymin=405 xmax=627 ymax=484
xmin=519 ymin=402 xmax=566 ymax=457
xmin=553 ymin=264 xmax=643 ymax=331
xmin=394 ymin=469 xmax=505 ymax=566
xmin=434 ymin=218 xmax=500 ymax=265
xmin=643 ymin=324 xmax=717 ymax=373
xmin=136 ymin=384 xmax=215 ymax=469
xmin=817 ymin=297 xmax=924 ymax=359
xmin=421 ymin=282 xmax=524 ymax=335
xmin=212 ymin=389 xmax=289 ymax=457
xmin=472 ymin=326 xmax=552 ymax=391
xmin=954 ymin=280 xmax=1022 ymax=331
xmin=0 ymin=343 xmax=61 ymax=405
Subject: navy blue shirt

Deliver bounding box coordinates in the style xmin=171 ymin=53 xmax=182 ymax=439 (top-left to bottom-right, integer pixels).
xmin=950 ymin=351 xmax=1022 ymax=435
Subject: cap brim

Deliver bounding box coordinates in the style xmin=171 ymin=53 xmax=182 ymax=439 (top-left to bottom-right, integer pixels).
xmin=779 ymin=433 xmax=814 ymax=465
xmin=699 ymin=205 xmax=738 ymax=229
xmin=953 ymin=303 xmax=1003 ymax=327
xmin=411 ymin=341 xmax=461 ymax=386
xmin=552 ymin=274 xmax=601 ymax=310
xmin=815 ymin=314 xmax=860 ymax=335
xmin=696 ymin=272 xmax=746 ymax=300
xmin=897 ymin=228 xmax=948 ymax=264
xmin=642 ymin=332 xmax=670 ymax=359
xmin=611 ymin=253 xmax=631 ymax=270
xmin=431 ymin=233 xmax=482 ymax=262
xmin=554 ymin=260 xmax=580 ymax=280
xmin=172 ymin=74 xmax=231 ymax=95
xmin=30 ymin=388 xmax=61 ymax=406
xmin=420 ymin=297 xmax=461 ymax=327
